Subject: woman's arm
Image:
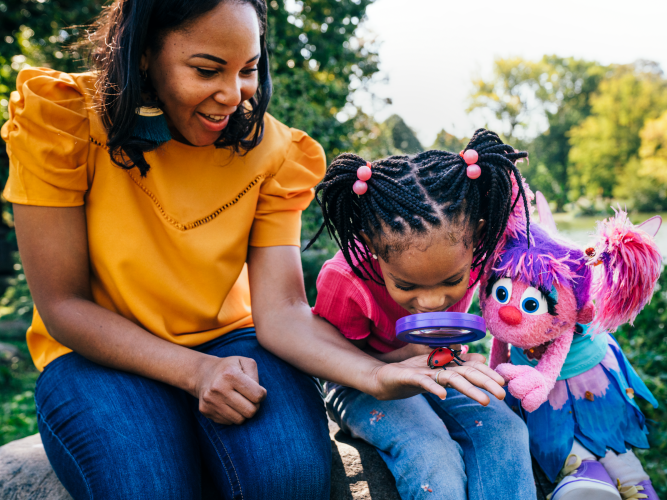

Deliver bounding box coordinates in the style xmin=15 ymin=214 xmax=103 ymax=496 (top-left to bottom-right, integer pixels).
xmin=14 ymin=204 xmax=266 ymax=425
xmin=248 ymin=245 xmax=506 ymax=404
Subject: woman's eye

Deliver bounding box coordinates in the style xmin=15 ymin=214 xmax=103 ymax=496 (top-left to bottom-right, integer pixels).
xmin=491 ymin=278 xmax=512 ymax=304
xmin=242 ymin=67 xmax=258 ymax=75
xmin=196 ymin=68 xmax=217 ymax=77
xmin=520 ymin=287 xmax=549 ymax=315
xmin=395 ymin=283 xmax=416 ymax=292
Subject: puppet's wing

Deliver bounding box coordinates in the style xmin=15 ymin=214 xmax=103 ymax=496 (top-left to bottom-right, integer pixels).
xmin=638 ymin=215 xmax=662 ymax=238
xmin=535 ymin=191 xmax=558 ymax=235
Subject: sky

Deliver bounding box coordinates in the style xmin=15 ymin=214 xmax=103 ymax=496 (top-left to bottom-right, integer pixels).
xmin=359 ymin=0 xmax=667 ymax=146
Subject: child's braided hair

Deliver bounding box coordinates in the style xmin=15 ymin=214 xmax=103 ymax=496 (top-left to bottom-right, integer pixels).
xmin=306 ymin=128 xmax=530 ymax=285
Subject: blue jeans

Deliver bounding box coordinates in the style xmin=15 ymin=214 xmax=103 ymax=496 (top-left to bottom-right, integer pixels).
xmin=325 ymin=383 xmax=536 ymax=500
xmin=34 ymin=329 xmax=331 ymax=500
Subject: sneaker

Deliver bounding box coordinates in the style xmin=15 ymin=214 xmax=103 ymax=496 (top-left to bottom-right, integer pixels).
xmin=617 ymin=479 xmax=659 ymax=500
xmin=549 ymin=455 xmax=621 ymax=500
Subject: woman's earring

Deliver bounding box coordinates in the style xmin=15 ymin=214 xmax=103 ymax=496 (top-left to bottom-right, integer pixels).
xmin=132 ymin=70 xmax=172 ymax=146
xmin=372 ymin=254 xmax=378 ymax=260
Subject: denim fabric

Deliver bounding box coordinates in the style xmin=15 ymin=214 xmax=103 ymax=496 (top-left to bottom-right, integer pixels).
xmin=35 ymin=329 xmax=331 ymax=500
xmin=325 ymin=383 xmax=536 ymax=500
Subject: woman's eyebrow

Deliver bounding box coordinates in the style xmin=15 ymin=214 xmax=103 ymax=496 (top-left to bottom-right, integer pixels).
xmin=190 ymin=53 xmax=261 ymax=65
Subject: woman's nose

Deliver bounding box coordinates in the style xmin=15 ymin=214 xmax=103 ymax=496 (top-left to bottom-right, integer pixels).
xmin=213 ymin=77 xmax=242 ymax=108
xmin=498 ymin=305 xmax=522 ymax=325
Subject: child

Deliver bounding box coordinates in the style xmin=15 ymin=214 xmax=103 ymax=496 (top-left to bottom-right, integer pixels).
xmin=309 ymin=129 xmax=537 ymax=500
xmin=479 ymin=190 xmax=661 ymax=500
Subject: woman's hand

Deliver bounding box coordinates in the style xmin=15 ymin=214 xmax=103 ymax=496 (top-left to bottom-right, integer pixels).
xmin=372 ymin=351 xmax=506 ymax=405
xmin=195 ymin=355 xmax=267 ymax=425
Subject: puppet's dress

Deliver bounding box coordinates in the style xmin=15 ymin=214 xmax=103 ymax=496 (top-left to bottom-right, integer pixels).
xmin=506 ymin=324 xmax=658 ymax=482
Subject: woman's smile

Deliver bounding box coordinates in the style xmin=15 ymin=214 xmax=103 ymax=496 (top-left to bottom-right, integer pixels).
xmin=197 ymin=112 xmax=231 ymax=132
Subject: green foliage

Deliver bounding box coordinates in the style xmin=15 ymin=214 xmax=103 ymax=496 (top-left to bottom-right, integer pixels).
xmin=615 ymin=267 xmax=667 ymax=497
xmin=568 ymin=62 xmax=667 ymax=200
xmin=431 ymin=129 xmax=467 ymax=153
xmin=0 ymin=339 xmax=38 ymax=446
xmin=468 ymin=57 xmax=537 ymax=142
xmin=266 ymin=0 xmax=379 ymax=159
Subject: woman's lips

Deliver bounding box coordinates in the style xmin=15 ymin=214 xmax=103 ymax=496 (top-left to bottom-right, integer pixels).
xmin=197 ymin=112 xmax=230 ymax=132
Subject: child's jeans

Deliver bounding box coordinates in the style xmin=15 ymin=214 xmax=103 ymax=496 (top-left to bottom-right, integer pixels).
xmin=325 ymin=382 xmax=536 ymax=500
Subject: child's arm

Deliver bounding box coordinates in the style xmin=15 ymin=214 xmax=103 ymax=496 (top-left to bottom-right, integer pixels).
xmin=496 ymin=330 xmax=573 ymax=412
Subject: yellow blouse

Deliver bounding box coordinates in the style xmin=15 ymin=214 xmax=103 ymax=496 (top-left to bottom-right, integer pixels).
xmin=1 ymin=68 xmax=325 ymax=371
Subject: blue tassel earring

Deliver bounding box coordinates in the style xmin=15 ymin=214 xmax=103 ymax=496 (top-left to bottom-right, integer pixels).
xmin=133 ymin=106 xmax=172 ymax=145
xmin=132 ymin=71 xmax=171 ymax=146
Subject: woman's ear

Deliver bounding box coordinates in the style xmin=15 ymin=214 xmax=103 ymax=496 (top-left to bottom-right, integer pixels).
xmin=577 ymin=302 xmax=595 ymax=325
xmin=140 ymin=49 xmax=151 ymax=72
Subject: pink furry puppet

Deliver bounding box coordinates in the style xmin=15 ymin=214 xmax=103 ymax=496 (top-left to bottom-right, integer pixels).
xmin=478 ymin=185 xmax=662 ymax=497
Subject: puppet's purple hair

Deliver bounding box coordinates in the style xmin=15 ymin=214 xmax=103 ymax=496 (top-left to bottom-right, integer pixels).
xmin=491 ymin=224 xmax=592 ymax=310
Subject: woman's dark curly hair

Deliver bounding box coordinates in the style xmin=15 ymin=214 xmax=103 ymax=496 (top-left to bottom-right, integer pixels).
xmin=306 ymin=128 xmax=530 ymax=285
xmin=80 ymin=0 xmax=271 ymax=176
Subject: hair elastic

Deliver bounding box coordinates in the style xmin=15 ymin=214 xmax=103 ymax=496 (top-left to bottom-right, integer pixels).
xmin=353 ymin=161 xmax=372 ymax=195
xmin=462 ymin=150 xmax=481 ymax=179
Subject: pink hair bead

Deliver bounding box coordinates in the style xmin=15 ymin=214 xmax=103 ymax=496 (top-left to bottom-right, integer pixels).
xmin=463 ymin=150 xmax=479 ymax=165
xmin=353 ymin=180 xmax=368 ymax=195
xmin=467 ymin=164 xmax=481 ymax=179
xmin=357 ymin=165 xmax=372 ymax=181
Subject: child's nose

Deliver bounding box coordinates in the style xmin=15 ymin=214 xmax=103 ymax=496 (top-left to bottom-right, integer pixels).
xmin=417 ymin=293 xmax=446 ymax=312
xmin=498 ymin=305 xmax=522 ymax=325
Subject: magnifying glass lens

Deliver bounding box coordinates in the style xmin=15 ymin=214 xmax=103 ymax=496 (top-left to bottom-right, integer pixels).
xmin=411 ymin=328 xmax=471 ymax=338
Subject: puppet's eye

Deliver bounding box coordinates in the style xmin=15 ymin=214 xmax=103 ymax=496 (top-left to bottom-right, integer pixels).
xmin=491 ymin=278 xmax=513 ymax=304
xmin=520 ymin=287 xmax=549 ymax=315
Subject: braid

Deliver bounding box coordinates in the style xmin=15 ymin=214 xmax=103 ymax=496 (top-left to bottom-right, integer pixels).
xmin=307 ymin=128 xmax=531 ymax=285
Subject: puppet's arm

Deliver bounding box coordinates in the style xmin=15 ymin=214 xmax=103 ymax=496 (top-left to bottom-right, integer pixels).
xmin=496 ymin=330 xmax=574 ymax=412
xmin=489 ymin=337 xmax=510 ymax=369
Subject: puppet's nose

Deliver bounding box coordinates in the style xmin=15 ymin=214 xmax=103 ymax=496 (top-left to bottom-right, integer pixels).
xmin=499 ymin=306 xmax=522 ymax=325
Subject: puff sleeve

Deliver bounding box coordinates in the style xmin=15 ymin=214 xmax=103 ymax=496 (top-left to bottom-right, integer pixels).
xmin=249 ymin=129 xmax=325 ymax=247
xmin=1 ymin=68 xmax=91 ymax=207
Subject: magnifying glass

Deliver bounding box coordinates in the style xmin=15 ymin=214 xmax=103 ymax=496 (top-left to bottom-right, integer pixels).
xmin=396 ymin=312 xmax=486 ymax=369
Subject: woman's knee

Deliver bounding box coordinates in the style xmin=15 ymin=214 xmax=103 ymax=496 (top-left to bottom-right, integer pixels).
xmin=36 ymin=353 xmax=202 ymax=500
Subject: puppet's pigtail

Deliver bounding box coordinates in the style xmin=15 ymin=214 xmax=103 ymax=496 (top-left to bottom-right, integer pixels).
xmin=588 ymin=207 xmax=662 ymax=334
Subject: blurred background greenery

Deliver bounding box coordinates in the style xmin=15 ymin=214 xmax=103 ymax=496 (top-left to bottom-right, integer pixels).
xmin=0 ymin=0 xmax=665 ymax=495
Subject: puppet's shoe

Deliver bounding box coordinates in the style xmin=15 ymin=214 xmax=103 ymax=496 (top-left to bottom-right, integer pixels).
xmin=550 ymin=455 xmax=621 ymax=500
xmin=617 ymin=479 xmax=658 ymax=500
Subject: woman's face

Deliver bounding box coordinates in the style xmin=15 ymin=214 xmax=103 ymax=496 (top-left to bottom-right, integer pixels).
xmin=366 ymin=222 xmax=482 ymax=314
xmin=143 ymin=2 xmax=261 ymax=147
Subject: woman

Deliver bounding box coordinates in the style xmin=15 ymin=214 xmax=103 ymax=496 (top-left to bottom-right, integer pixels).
xmin=2 ymin=0 xmax=517 ymax=498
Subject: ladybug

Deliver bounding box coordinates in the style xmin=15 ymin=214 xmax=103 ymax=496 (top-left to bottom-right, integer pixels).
xmin=427 ymin=347 xmax=464 ymax=369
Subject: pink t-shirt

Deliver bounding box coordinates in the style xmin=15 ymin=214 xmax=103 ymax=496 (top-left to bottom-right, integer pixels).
xmin=312 ymin=250 xmax=479 ymax=353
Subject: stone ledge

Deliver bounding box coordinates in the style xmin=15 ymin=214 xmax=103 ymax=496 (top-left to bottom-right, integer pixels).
xmin=0 ymin=423 xmax=552 ymax=499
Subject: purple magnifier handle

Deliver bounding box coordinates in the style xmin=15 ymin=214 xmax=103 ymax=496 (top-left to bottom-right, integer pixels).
xmin=396 ymin=312 xmax=486 ymax=347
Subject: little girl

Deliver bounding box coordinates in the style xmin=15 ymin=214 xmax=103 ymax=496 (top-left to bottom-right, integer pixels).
xmin=308 ymin=129 xmax=538 ymax=500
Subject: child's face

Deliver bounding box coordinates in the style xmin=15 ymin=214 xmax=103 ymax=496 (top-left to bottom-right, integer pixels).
xmin=373 ymin=230 xmax=475 ymax=314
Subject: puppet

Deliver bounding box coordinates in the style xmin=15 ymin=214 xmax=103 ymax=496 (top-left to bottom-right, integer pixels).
xmin=479 ymin=184 xmax=661 ymax=500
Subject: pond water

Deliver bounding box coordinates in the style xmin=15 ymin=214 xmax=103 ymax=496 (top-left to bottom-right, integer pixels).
xmin=545 ymin=212 xmax=667 ymax=255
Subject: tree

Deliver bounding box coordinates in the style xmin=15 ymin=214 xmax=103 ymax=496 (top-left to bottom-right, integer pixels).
xmin=568 ymin=61 xmax=667 ymax=200
xmin=431 ymin=129 xmax=467 ymax=153
xmin=614 ymin=110 xmax=667 ymax=211
xmin=526 ymin=57 xmax=608 ymax=210
xmin=468 ymin=56 xmax=608 ymax=210
xmin=468 ymin=57 xmax=539 ymax=142
xmin=266 ymin=0 xmax=379 ymax=160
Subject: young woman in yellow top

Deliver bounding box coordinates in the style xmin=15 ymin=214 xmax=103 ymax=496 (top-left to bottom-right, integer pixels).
xmin=2 ymin=0 xmax=505 ymax=498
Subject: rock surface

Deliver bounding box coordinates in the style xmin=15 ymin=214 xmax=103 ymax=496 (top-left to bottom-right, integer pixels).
xmin=0 ymin=424 xmax=552 ymax=499
xmin=0 ymin=434 xmax=72 ymax=500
